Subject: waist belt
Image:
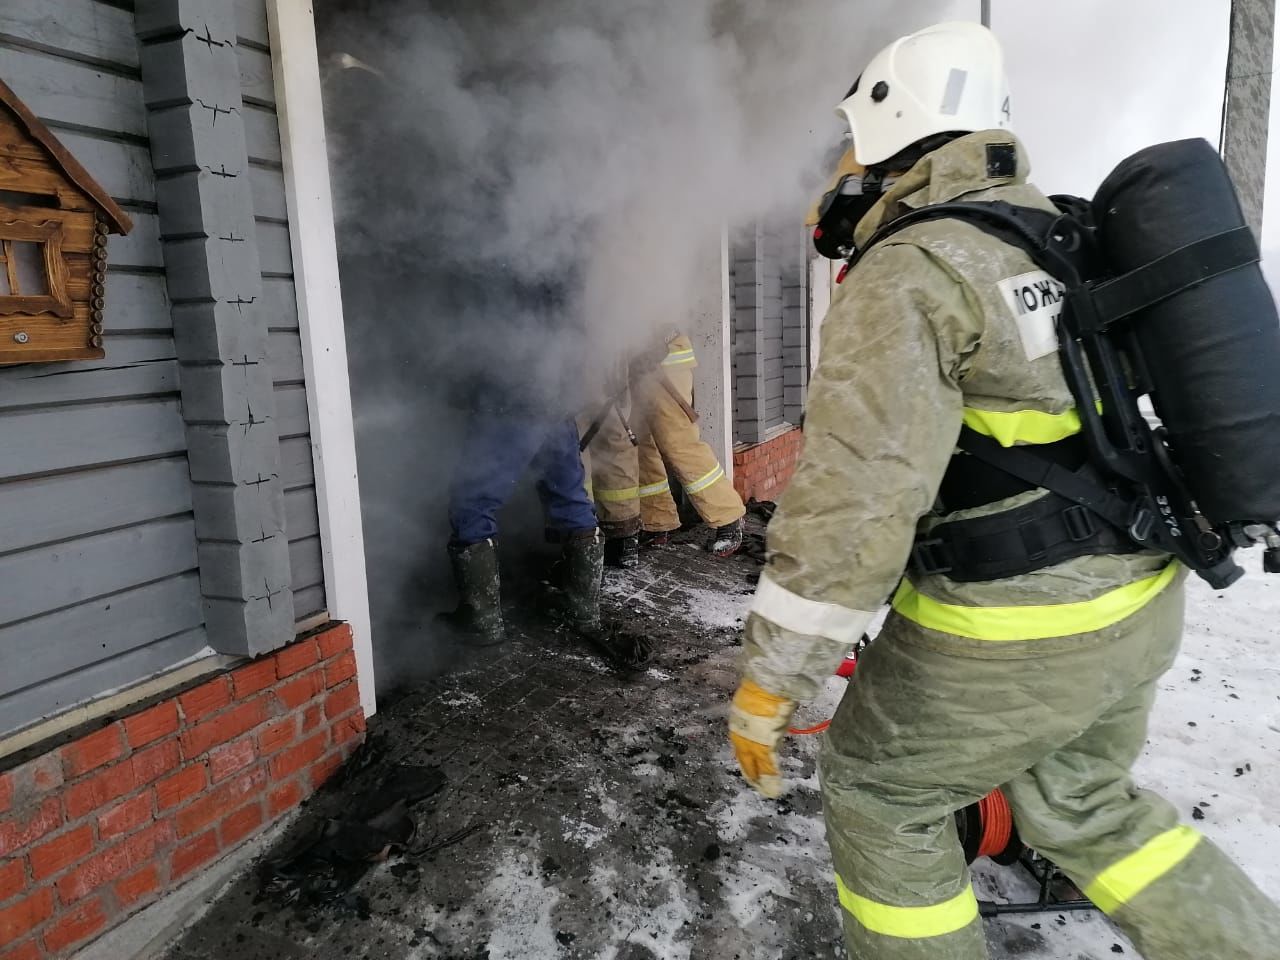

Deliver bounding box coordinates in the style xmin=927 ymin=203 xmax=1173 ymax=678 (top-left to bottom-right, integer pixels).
xmin=913 ymin=489 xmax=1138 ymax=582
xmin=914 ymin=431 xmax=1138 ymax=583
xmin=938 ymin=433 xmax=1088 ymax=512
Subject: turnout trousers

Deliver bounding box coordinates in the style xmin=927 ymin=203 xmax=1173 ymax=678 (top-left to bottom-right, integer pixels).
xmin=820 ymin=577 xmax=1280 ymax=959
xmin=590 ymin=336 xmax=744 ymax=538
xmin=447 ymin=413 xmax=597 ymax=546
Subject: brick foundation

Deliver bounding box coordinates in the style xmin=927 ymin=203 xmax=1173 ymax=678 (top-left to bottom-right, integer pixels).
xmin=733 ymin=427 xmax=804 ymax=503
xmin=0 ymin=624 xmax=365 ymax=959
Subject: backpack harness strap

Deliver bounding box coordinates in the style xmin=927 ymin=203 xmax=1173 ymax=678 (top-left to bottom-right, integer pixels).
xmin=909 ymin=428 xmax=1145 ymax=582
xmin=851 ymin=201 xmax=1262 ymax=584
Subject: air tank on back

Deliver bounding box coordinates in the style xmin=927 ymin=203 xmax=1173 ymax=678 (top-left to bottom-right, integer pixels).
xmin=1092 ymin=137 xmax=1280 ymax=529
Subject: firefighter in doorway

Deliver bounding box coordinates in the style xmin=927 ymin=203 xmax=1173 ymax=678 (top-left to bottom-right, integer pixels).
xmin=589 ymin=331 xmax=746 ymax=568
xmin=728 ymin=21 xmax=1280 ymax=960
xmin=438 ymin=273 xmax=604 ymax=649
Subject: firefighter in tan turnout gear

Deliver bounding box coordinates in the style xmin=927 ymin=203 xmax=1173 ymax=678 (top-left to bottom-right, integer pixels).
xmin=590 ymin=331 xmax=745 ymax=567
xmin=730 ymin=21 xmax=1280 ymax=960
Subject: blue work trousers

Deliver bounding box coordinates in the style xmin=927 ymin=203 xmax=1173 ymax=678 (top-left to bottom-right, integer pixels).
xmin=448 ymin=414 xmax=597 ymax=546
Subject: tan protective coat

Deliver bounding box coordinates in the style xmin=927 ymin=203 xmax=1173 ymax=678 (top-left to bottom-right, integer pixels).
xmin=590 ymin=334 xmax=744 ymax=535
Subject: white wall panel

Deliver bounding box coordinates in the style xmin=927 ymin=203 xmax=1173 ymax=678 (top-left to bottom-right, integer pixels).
xmin=993 ymin=0 xmax=1230 ymax=197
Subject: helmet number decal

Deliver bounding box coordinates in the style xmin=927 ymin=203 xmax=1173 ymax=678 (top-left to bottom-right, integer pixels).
xmin=1001 ymin=96 xmax=1011 ymax=122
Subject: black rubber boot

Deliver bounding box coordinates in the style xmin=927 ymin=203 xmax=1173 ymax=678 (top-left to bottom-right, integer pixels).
xmin=560 ymin=532 xmax=604 ymax=631
xmin=710 ymin=519 xmax=744 ymax=558
xmin=603 ymin=534 xmax=640 ymax=569
xmin=438 ymin=539 xmax=505 ymax=647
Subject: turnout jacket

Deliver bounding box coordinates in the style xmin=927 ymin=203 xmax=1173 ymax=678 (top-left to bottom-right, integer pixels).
xmin=744 ymin=131 xmax=1177 ymax=702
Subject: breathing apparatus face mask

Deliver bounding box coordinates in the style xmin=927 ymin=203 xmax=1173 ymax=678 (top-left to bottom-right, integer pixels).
xmin=811 ymin=170 xmax=898 ymax=260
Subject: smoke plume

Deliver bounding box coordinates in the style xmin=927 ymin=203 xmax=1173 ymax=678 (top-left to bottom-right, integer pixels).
xmin=313 ymin=0 xmax=947 ymax=688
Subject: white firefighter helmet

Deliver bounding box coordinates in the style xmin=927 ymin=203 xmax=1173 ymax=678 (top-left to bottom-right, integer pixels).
xmin=836 ymin=21 xmax=1010 ymax=167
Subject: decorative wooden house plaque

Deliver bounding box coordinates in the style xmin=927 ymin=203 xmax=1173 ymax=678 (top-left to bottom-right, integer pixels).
xmin=0 ymin=76 xmax=132 ymax=365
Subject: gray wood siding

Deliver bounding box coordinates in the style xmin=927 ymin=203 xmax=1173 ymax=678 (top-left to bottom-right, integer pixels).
xmin=730 ymin=222 xmax=810 ymax=444
xmin=235 ymin=35 xmax=325 ymax=621
xmin=781 ymin=232 xmax=810 ymax=425
xmin=0 ymin=0 xmax=209 ymax=737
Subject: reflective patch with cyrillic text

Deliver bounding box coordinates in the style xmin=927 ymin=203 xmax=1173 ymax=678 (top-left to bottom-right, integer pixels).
xmin=996 ymin=270 xmax=1066 ymax=361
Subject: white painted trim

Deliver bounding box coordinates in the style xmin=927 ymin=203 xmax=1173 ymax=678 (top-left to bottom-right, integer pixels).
xmin=716 ymin=225 xmax=735 ymax=480
xmin=688 ymin=226 xmax=735 ymax=479
xmin=808 ymin=254 xmax=834 ymax=371
xmin=265 ymin=0 xmax=376 ymax=717
xmin=688 ymin=226 xmax=735 ymax=478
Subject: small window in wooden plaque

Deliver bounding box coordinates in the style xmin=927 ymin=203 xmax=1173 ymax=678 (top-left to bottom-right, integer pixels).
xmin=0 ymin=222 xmax=72 ymax=316
xmin=0 ymin=76 xmax=132 ymax=365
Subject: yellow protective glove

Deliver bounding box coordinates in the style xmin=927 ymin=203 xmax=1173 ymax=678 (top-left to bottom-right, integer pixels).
xmin=728 ymin=679 xmax=797 ymax=799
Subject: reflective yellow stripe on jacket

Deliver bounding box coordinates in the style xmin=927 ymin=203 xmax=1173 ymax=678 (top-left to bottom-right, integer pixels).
xmin=961 ymin=405 xmax=1082 ymax=447
xmin=893 ymin=563 xmax=1179 ymax=641
xmin=836 ymin=876 xmax=979 ymax=939
xmin=662 ymin=347 xmax=696 ymax=366
xmin=1085 ymin=827 xmax=1201 ymax=914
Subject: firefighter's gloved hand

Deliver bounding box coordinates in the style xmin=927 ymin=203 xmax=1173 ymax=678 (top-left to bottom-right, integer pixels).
xmin=729 ymin=679 xmax=797 ymax=799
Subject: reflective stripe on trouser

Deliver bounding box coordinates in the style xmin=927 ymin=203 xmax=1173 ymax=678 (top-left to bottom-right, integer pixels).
xmin=587 ymin=393 xmax=641 ymax=533
xmin=637 ymin=429 xmax=680 ymax=533
xmin=822 ymin=576 xmax=1280 ymax=959
xmin=638 ymin=364 xmax=744 ymax=529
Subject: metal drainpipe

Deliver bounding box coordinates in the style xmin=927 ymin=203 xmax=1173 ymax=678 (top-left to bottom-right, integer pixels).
xmin=981 ymin=0 xmax=991 ymax=27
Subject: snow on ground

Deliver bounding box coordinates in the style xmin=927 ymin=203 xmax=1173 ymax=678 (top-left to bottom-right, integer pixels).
xmin=1144 ymin=551 xmax=1280 ymax=891
xmin=978 ymin=550 xmax=1280 ymax=957
xmin=482 ymin=851 xmax=564 ymax=960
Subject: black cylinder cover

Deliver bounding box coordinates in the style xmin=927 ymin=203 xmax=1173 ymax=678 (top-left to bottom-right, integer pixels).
xmin=1093 ymin=138 xmax=1280 ymax=526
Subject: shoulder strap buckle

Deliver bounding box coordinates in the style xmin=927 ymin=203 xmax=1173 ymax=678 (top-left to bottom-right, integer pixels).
xmin=1062 ymin=504 xmax=1096 ymax=542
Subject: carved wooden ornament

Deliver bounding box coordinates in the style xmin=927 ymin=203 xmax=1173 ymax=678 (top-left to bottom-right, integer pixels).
xmin=0 ymin=76 xmax=132 ymax=364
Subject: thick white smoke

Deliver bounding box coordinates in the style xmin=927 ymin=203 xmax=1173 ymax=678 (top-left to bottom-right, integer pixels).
xmin=314 ymin=0 xmax=950 ymax=686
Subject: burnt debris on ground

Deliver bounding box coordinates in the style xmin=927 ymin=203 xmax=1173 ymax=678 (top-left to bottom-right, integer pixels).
xmin=258 ymin=745 xmax=452 ymax=909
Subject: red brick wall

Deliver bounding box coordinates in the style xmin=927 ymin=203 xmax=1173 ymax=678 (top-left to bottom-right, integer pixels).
xmin=733 ymin=427 xmax=804 ymax=504
xmin=0 ymin=623 xmax=364 ymax=959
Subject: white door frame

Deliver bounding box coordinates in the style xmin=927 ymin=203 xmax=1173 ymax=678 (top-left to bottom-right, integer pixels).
xmin=265 ymin=0 xmax=376 ymax=717
xmin=690 ymin=227 xmax=736 ymax=478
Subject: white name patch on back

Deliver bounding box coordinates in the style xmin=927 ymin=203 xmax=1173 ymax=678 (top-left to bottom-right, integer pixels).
xmin=995 ymin=270 xmax=1066 ymax=361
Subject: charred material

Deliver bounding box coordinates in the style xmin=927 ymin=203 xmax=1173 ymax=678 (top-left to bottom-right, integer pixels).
xmin=259 ymin=741 xmax=453 ymax=909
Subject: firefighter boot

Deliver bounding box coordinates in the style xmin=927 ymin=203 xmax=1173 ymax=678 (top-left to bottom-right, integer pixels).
xmin=560 ymin=531 xmax=605 ymax=632
xmin=639 ymin=529 xmax=674 ymax=549
xmin=710 ymin=519 xmax=744 ymax=558
xmin=604 ymin=534 xmax=640 ymax=569
xmin=440 ymin=539 xmax=505 ymax=646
